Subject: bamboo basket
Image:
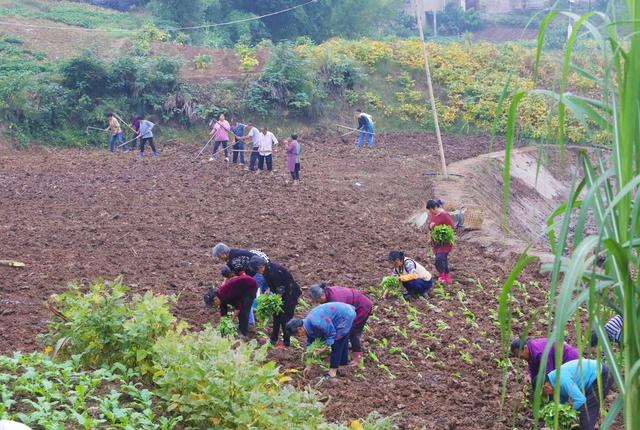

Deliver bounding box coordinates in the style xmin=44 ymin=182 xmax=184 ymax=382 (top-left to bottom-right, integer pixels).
xmin=460 ymin=206 xmax=484 ymax=230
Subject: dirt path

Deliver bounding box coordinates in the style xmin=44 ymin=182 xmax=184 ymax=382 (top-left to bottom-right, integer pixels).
xmin=1 ymin=133 xmax=549 ymax=429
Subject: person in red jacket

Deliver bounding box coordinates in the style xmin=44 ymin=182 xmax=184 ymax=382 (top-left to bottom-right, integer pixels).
xmin=203 ymin=273 xmax=258 ymax=337
xmin=427 ymin=199 xmax=456 ymax=285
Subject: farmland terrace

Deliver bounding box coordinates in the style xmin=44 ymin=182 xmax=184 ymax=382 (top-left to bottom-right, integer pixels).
xmin=0 ymin=132 xmax=563 ymax=429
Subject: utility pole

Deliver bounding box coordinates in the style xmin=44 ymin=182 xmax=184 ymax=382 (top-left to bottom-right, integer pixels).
xmin=413 ymin=0 xmax=448 ymax=178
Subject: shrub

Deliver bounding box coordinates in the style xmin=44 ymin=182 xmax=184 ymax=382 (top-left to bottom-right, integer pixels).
xmin=541 ymin=402 xmax=579 ymax=429
xmin=152 ymin=326 xmax=327 ymax=429
xmin=41 ymin=278 xmax=184 ymax=374
xmin=193 ymin=53 xmax=212 ymax=70
xmin=437 ymin=3 xmax=484 ymax=35
xmin=0 ymin=352 xmax=182 ymax=429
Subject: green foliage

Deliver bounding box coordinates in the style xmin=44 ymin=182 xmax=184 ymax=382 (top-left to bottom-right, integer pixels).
xmin=218 ymin=316 xmax=238 ymax=337
xmin=370 ymin=276 xmax=403 ymax=299
xmin=41 ymin=278 xmax=183 ymax=374
xmin=247 ymin=42 xmax=316 ymax=116
xmin=437 ymin=3 xmax=484 ymax=36
xmin=255 ymin=294 xmax=284 ymax=326
xmin=152 ymin=326 xmax=326 ymax=428
xmin=499 ymin=7 xmax=640 ymax=429
xmin=431 ymin=224 xmax=456 ymax=246
xmin=304 ymin=339 xmax=329 ymax=368
xmin=193 ymin=53 xmax=212 ymax=70
xmin=0 ymin=352 xmax=181 ymax=429
xmin=149 ymin=0 xmax=205 ymax=28
xmin=541 ymin=403 xmax=579 ymax=429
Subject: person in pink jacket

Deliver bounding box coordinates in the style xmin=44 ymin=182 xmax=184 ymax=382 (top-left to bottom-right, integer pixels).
xmin=209 ymin=113 xmax=231 ymax=162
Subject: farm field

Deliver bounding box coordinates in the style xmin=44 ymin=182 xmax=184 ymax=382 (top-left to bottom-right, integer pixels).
xmin=0 ymin=132 xmax=556 ymax=429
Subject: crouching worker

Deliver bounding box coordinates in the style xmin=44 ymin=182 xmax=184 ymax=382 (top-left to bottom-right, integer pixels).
xmin=309 ymin=283 xmax=372 ymax=366
xmin=285 ymin=302 xmax=356 ymax=380
xmin=203 ymin=272 xmax=258 ymax=337
xmin=511 ymin=337 xmax=580 ymax=388
xmin=590 ymin=314 xmax=623 ymax=347
xmin=388 ymin=250 xmax=433 ymax=297
xmin=249 ymin=256 xmax=301 ymax=348
xmin=543 ymin=359 xmax=613 ymax=430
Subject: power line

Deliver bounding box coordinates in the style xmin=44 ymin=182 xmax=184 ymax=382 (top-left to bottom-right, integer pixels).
xmin=0 ymin=0 xmax=318 ymax=34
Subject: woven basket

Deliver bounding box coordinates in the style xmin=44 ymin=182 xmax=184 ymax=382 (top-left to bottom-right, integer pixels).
xmin=461 ymin=206 xmax=484 ymax=230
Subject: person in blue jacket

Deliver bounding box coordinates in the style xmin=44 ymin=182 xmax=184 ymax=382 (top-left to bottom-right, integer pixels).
xmin=355 ymin=108 xmax=374 ymax=148
xmin=285 ymin=302 xmax=356 ymax=380
xmin=542 ymin=359 xmax=613 ymax=430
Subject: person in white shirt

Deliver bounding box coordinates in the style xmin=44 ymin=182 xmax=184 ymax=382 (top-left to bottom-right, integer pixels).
xmin=257 ymin=126 xmax=278 ymax=174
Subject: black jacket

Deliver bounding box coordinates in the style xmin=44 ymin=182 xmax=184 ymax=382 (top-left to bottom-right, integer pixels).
xmin=263 ymin=261 xmax=301 ymax=300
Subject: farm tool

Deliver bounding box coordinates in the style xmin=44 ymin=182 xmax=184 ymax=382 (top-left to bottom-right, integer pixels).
xmin=85 ymin=126 xmax=108 ymax=134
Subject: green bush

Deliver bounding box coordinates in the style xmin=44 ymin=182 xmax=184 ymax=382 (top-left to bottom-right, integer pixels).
xmin=0 ymin=352 xmax=182 ymax=429
xmin=42 ymin=278 xmax=184 ymax=375
xmin=541 ymin=402 xmax=579 ymax=429
xmin=438 ymin=3 xmax=484 ymax=35
xmin=152 ymin=326 xmax=327 ymax=429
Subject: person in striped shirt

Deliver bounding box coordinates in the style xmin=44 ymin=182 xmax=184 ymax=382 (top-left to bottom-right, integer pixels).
xmin=309 ymin=283 xmax=373 ymax=366
xmin=388 ymin=251 xmax=433 ymax=297
xmin=590 ymin=314 xmax=623 ymax=346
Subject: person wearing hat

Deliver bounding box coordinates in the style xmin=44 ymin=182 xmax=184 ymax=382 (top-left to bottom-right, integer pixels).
xmin=510 ymin=337 xmax=580 ymax=387
xmin=249 ymin=256 xmax=301 ymax=348
xmin=285 ymin=302 xmax=356 ymax=380
xmin=388 ymin=251 xmax=433 ymax=297
xmin=309 ymin=283 xmax=372 ymax=366
xmin=542 ymin=359 xmax=613 ymax=430
xmin=203 ymin=271 xmax=258 ymax=337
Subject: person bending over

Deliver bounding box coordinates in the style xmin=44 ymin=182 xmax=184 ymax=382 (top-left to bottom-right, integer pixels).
xmin=203 ymin=272 xmax=257 ymax=337
xmin=309 ymin=282 xmax=372 ymax=366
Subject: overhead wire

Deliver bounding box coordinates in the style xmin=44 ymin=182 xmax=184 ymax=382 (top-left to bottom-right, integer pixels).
xmin=0 ymin=0 xmax=318 ymax=33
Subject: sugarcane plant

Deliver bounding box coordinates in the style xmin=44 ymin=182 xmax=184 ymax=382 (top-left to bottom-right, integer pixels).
xmin=498 ymin=1 xmax=640 ymax=428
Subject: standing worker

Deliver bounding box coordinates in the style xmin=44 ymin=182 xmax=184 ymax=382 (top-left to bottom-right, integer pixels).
xmin=355 ymin=108 xmax=374 ymax=148
xmin=258 ymin=126 xmax=278 ymax=175
xmin=137 ymin=115 xmax=159 ymax=157
xmin=209 ymin=113 xmax=231 ymax=162
xmin=388 ymin=251 xmax=433 ymax=297
xmin=286 ymin=134 xmax=302 ymax=184
xmin=230 ymin=118 xmax=246 ymax=166
xmin=105 ymin=111 xmax=126 ymax=153
xmin=309 ymin=283 xmax=372 ymax=366
xmin=130 ymin=114 xmax=141 ymax=151
xmin=203 ymin=272 xmax=258 ymax=337
xmin=427 ymin=199 xmax=456 ymax=285
xmin=510 ymin=337 xmax=580 ymax=387
xmin=543 ymin=359 xmax=613 ymax=430
xmin=249 ymin=256 xmax=301 ymax=349
xmin=285 ymin=302 xmax=356 ymax=380
xmin=236 ymin=123 xmax=262 ymax=171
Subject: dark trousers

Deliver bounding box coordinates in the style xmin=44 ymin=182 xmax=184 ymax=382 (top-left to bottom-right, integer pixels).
xmin=232 ymin=141 xmax=245 ymax=164
xmin=238 ymin=294 xmax=254 ymax=337
xmin=212 ymin=140 xmax=228 ymax=157
xmin=349 ymin=312 xmax=371 ymax=353
xmin=435 ymin=252 xmax=450 ymax=274
xmin=329 ymin=335 xmax=350 ymax=369
xmin=270 ymin=290 xmax=300 ymax=346
xmin=403 ymin=278 xmax=432 ymax=295
xmin=131 ymin=135 xmax=139 ymax=150
xmin=579 ymin=367 xmax=613 ymax=430
xmin=258 ymin=154 xmax=273 ymax=171
xmin=290 ymin=163 xmax=300 ymax=180
xmin=140 ymin=137 xmax=157 ymax=153
xmin=249 ymin=147 xmax=260 ymax=171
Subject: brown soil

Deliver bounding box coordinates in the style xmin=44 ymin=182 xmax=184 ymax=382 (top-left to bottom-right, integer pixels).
xmin=0 ymin=132 xmax=559 ymax=429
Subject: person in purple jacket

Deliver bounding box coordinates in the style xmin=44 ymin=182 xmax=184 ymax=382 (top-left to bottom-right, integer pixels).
xmin=285 ymin=302 xmax=356 ymax=380
xmin=511 ymin=337 xmax=580 ymax=387
xmin=309 ymin=282 xmax=372 ymax=366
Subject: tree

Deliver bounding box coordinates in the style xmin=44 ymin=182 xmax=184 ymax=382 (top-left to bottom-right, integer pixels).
xmin=149 ymin=0 xmax=206 ymax=27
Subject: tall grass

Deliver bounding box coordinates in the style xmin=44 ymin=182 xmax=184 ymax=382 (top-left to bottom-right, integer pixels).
xmin=499 ymin=1 xmax=639 ymax=429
